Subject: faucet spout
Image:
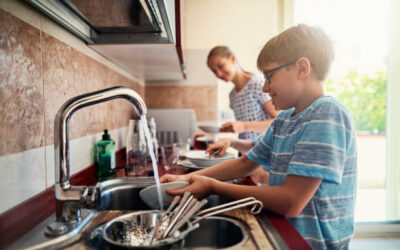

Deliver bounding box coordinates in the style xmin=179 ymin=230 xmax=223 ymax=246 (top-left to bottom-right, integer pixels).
xmin=53 ymin=87 xmax=147 ymax=219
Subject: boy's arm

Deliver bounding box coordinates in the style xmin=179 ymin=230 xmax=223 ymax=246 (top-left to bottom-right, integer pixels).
xmin=166 ymin=171 xmax=321 ymax=217
xmin=209 ymin=174 xmax=321 ymax=217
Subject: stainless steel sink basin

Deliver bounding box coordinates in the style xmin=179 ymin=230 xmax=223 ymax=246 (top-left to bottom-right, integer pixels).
xmin=95 ymin=177 xmax=250 ymax=249
xmin=98 ymin=177 xmax=156 ymax=210
xmin=87 ymin=215 xmax=249 ymax=249
xmin=183 ymin=216 xmax=249 ymax=249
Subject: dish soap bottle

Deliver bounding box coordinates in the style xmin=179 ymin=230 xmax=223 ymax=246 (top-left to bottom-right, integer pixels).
xmin=96 ymin=129 xmax=116 ymax=179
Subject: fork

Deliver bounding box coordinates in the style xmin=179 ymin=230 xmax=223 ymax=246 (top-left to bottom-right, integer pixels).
xmin=207 ymin=148 xmax=222 ymax=159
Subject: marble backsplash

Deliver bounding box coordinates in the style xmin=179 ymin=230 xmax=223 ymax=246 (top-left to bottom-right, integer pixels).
xmin=145 ymin=84 xmax=217 ymax=121
xmin=0 ymin=8 xmax=143 ymax=213
xmin=0 ymin=4 xmax=218 ymax=214
xmin=0 ymin=8 xmax=143 ymax=156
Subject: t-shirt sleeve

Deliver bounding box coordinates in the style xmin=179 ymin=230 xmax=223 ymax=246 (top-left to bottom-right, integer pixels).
xmin=288 ymin=103 xmax=351 ymax=184
xmin=252 ymin=136 xmax=261 ymax=146
xmin=246 ymin=118 xmax=277 ymax=170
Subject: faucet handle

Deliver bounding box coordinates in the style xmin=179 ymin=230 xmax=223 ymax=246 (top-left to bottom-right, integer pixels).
xmin=81 ymin=183 xmax=101 ymax=209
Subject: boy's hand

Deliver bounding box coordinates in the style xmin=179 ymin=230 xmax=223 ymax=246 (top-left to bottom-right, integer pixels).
xmin=220 ymin=121 xmax=245 ymax=133
xmin=206 ymin=138 xmax=232 ymax=156
xmin=160 ymin=174 xmax=189 ymax=183
xmin=166 ymin=175 xmax=217 ymax=199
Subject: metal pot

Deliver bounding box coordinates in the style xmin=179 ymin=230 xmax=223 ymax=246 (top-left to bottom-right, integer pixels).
xmin=101 ymin=210 xmax=198 ymax=249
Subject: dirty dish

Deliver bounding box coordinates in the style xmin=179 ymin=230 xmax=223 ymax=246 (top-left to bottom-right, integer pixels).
xmin=177 ymin=159 xmax=204 ymax=170
xmin=198 ymin=125 xmax=220 ymax=133
xmin=185 ymin=150 xmax=235 ymax=168
xmin=140 ymin=182 xmax=189 ymax=210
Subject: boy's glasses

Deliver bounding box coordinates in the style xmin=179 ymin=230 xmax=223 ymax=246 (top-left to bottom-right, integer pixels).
xmin=263 ymin=61 xmax=296 ymax=84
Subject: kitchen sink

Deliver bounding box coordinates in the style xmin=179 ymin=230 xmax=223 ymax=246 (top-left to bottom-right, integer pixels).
xmin=10 ymin=178 xmax=254 ymax=249
xmin=94 ymin=177 xmax=250 ymax=249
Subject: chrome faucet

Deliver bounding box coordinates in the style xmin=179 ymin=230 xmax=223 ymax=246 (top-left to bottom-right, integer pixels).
xmin=49 ymin=86 xmax=147 ymax=236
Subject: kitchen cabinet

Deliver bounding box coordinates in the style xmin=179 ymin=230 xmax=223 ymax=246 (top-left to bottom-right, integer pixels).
xmin=26 ymin=0 xmax=186 ymax=81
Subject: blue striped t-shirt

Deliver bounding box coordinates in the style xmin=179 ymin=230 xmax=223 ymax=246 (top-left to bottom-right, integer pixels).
xmin=246 ymin=96 xmax=357 ymax=250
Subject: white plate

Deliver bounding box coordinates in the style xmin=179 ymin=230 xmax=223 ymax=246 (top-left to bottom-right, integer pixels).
xmin=185 ymin=150 xmax=235 ymax=167
xmin=198 ymin=125 xmax=220 ymax=133
xmin=139 ymin=182 xmax=189 ymax=209
xmin=177 ymin=159 xmax=205 ymax=170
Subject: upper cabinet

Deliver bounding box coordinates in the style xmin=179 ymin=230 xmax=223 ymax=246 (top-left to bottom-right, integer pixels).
xmin=26 ymin=0 xmax=186 ymax=81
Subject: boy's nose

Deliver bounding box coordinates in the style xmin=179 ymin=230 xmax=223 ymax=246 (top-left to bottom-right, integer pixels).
xmin=263 ymin=82 xmax=270 ymax=93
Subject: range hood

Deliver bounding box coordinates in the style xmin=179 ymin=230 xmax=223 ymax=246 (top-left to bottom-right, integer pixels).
xmin=26 ymin=0 xmax=175 ymax=45
xmin=26 ymin=0 xmax=186 ymax=81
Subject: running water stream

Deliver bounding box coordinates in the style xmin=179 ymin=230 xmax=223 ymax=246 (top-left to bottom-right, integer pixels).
xmin=141 ymin=116 xmax=164 ymax=210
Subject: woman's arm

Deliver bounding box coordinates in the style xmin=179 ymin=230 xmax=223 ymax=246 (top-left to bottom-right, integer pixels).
xmin=206 ymin=138 xmax=254 ymax=156
xmin=161 ymin=155 xmax=260 ymax=183
xmin=219 ymin=100 xmax=277 ymax=133
xmin=220 ymin=120 xmax=272 ymax=133
xmin=263 ymin=100 xmax=279 ymax=118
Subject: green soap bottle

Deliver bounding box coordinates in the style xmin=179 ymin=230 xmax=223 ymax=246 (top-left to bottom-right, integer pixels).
xmin=96 ymin=129 xmax=116 ymax=179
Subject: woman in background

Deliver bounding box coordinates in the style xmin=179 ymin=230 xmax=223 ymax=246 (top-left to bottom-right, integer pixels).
xmin=207 ymin=45 xmax=278 ymax=140
xmin=207 ymin=46 xmax=278 ymax=185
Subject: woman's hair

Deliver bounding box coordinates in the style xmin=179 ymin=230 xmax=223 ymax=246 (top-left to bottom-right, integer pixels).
xmin=257 ymin=24 xmax=335 ymax=81
xmin=207 ymin=45 xmax=252 ymax=75
xmin=207 ymin=45 xmax=233 ymax=60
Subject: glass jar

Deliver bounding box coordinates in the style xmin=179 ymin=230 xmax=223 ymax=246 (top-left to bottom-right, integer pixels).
xmin=126 ymin=119 xmax=146 ymax=175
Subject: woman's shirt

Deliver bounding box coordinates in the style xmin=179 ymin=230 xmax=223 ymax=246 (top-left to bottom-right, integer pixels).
xmin=229 ymin=74 xmax=271 ymax=140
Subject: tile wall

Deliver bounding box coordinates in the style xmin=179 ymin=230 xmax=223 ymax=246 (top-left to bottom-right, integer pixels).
xmin=0 ymin=1 xmax=219 ymax=214
xmin=146 ymin=85 xmax=217 ymax=121
xmin=0 ymin=5 xmax=143 ymax=214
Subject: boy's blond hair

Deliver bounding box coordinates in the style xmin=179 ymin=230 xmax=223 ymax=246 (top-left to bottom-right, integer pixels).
xmin=257 ymin=24 xmax=334 ymax=81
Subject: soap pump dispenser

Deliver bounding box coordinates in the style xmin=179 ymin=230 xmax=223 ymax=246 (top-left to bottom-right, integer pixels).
xmin=96 ymin=129 xmax=116 ymax=179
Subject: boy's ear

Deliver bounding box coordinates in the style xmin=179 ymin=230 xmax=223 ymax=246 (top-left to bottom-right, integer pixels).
xmin=296 ymin=57 xmax=311 ymax=80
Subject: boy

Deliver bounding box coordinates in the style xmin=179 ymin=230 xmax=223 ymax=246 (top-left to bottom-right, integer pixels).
xmin=161 ymin=24 xmax=357 ymax=249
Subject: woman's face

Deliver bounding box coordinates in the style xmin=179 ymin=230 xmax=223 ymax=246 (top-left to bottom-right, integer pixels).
xmin=207 ymin=54 xmax=236 ymax=82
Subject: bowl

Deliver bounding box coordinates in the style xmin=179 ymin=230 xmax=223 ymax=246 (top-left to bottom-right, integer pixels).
xmin=185 ymin=150 xmax=235 ymax=168
xmin=198 ymin=125 xmax=220 ymax=133
xmin=140 ymin=182 xmax=189 ymax=209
